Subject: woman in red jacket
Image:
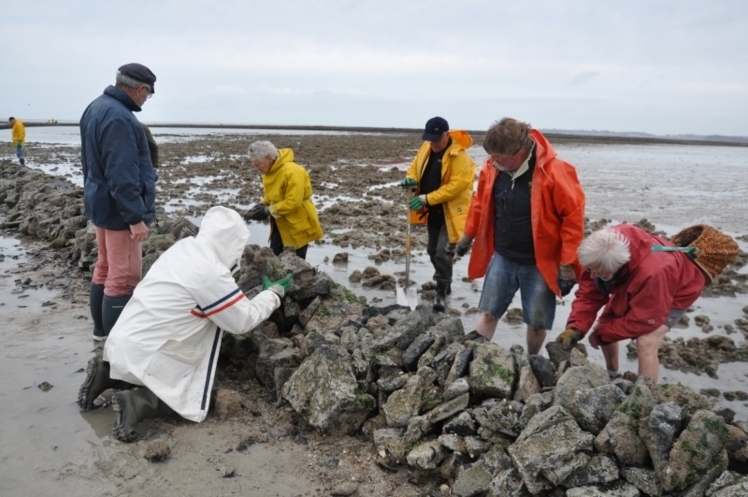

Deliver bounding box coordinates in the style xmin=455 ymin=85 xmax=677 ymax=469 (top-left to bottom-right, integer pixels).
xmin=558 ymin=224 xmax=706 ymax=382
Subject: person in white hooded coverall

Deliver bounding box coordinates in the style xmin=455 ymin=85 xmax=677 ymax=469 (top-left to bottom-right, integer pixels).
xmin=78 ymin=206 xmax=292 ymax=442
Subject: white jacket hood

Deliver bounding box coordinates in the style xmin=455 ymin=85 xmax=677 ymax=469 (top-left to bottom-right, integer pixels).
xmin=196 ymin=206 xmax=249 ymax=273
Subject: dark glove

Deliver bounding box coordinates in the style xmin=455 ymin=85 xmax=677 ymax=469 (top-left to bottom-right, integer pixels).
xmin=15 ymin=140 xmax=23 ymax=148
xmin=399 ymin=178 xmax=417 ymax=188
xmin=409 ymin=195 xmax=427 ymax=211
xmin=558 ymin=277 xmax=576 ymax=297
xmin=556 ymin=328 xmax=583 ymax=349
xmin=445 ymin=243 xmax=456 ymax=256
xmin=246 ymin=204 xmax=270 ymax=221
xmin=455 ymin=235 xmax=474 ymax=257
xmin=558 ymin=264 xmax=576 ymax=297
xmin=262 ymin=274 xmax=293 ymax=298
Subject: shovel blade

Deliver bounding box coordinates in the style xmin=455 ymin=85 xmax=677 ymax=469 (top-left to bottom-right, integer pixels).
xmin=396 ymin=285 xmax=418 ymax=311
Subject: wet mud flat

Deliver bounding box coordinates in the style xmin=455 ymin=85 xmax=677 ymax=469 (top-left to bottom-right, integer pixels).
xmin=1 ymin=130 xmax=748 ymax=496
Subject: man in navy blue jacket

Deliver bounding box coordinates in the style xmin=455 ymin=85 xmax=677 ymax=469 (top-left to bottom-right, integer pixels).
xmin=80 ymin=63 xmax=158 ymax=341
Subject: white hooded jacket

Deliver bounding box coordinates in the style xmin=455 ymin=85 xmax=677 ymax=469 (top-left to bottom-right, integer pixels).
xmin=104 ymin=207 xmax=281 ymax=422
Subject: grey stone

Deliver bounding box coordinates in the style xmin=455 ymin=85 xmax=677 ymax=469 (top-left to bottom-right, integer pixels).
xmin=377 ymin=372 xmax=410 ymax=392
xmin=432 ymin=342 xmax=465 ymax=385
xmin=594 ymin=379 xmax=657 ymax=467
xmin=281 ymin=345 xmax=375 ymax=435
xmin=519 ymin=391 xmax=554 ymax=428
xmin=424 ymin=392 xmax=470 ymax=424
xmin=464 ymin=436 xmax=491 ymax=459
xmin=371 ymin=311 xmax=427 ymax=351
xmin=508 ymin=406 xmax=595 ymax=494
xmin=443 ymin=411 xmax=477 ymax=436
xmin=402 ymin=334 xmax=435 ymax=371
xmin=679 ymin=449 xmax=729 ymax=497
xmin=438 ymin=452 xmax=464 ymax=481
xmin=612 ymin=378 xmax=635 ymax=396
xmin=562 ymin=454 xmax=619 ymax=488
xmin=711 ymin=480 xmax=748 ymax=497
xmin=417 ymin=335 xmax=446 ymax=369
xmin=565 ymin=481 xmax=641 ymax=497
xmin=330 ymin=481 xmax=358 ymax=496
xmin=567 ymin=384 xmax=627 ymax=435
xmin=406 ymin=439 xmax=445 ymax=469
xmin=451 ymin=462 xmax=494 ymax=497
xmin=513 ymin=353 xmax=541 ymax=403
xmin=554 ymin=362 xmax=610 ymax=409
xmin=639 ymin=401 xmax=682 ymax=481
xmin=383 ymin=374 xmax=425 ymax=427
xmin=487 ymin=469 xmax=529 ymax=497
xmin=569 ymin=347 xmax=589 ymax=367
xmin=621 ymin=467 xmax=661 ymax=496
xmin=482 ymin=400 xmax=524 ymax=438
xmin=469 ymin=342 xmax=516 ymax=399
xmin=662 ymin=410 xmax=729 ymax=493
xmin=433 ymin=317 xmax=465 ymax=343
xmin=416 ymin=365 xmax=438 ymax=385
xmin=649 ymin=380 xmax=715 ymax=424
xmin=443 ymin=377 xmax=470 ymax=401
xmin=706 ymin=471 xmax=735 ymax=497
xmin=438 ymin=434 xmax=467 ymax=455
xmin=298 ymin=296 xmax=321 ymax=326
xmin=402 ymin=416 xmax=432 ymax=450
xmin=445 ymin=346 xmax=473 ymax=387
xmin=528 ymin=354 xmax=556 ymax=388
xmin=545 ymin=340 xmax=587 ymax=370
xmin=373 ymin=427 xmax=404 ymax=446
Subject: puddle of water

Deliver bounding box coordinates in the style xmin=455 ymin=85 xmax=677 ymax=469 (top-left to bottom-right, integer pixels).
xmin=0 ymin=236 xmax=59 ymax=309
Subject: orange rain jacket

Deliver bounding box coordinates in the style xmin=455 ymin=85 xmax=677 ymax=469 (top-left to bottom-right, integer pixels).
xmin=463 ymin=129 xmax=585 ymax=296
xmin=405 ymin=130 xmax=476 ymax=243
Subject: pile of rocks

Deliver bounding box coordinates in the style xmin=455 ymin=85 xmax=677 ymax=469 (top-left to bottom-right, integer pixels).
xmin=219 ymin=253 xmax=748 ymax=496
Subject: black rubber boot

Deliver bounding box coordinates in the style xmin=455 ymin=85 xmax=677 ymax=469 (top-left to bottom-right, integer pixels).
xmin=102 ymin=294 xmax=132 ymax=336
xmin=19 ymin=158 xmax=25 ymax=166
xmin=77 ymin=357 xmax=131 ymax=411
xmin=433 ymin=280 xmax=448 ymax=313
xmin=112 ymin=388 xmax=175 ymax=442
xmin=90 ymin=283 xmax=106 ymax=341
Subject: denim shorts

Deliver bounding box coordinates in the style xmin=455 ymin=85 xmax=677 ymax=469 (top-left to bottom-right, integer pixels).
xmin=664 ymin=309 xmax=686 ymax=328
xmin=478 ymin=252 xmax=556 ymax=330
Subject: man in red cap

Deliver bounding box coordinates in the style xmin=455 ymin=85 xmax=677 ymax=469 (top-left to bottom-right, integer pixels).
xmin=80 ymin=63 xmax=158 ymax=341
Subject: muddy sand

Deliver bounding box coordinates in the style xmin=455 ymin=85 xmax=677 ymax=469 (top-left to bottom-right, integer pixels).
xmin=1 ymin=130 xmax=748 ymax=496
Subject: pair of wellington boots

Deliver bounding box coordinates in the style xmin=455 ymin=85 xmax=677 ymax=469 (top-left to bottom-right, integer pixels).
xmin=433 ymin=280 xmax=450 ymax=313
xmin=77 ymin=357 xmax=174 ymax=442
xmin=112 ymin=387 xmax=175 ymax=442
xmin=90 ymin=283 xmax=131 ymax=341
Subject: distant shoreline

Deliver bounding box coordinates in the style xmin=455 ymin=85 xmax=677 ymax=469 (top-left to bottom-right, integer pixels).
xmin=4 ymin=121 xmax=747 ymax=148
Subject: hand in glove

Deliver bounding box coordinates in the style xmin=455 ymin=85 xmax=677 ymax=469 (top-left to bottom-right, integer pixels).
xmin=455 ymin=235 xmax=474 ymax=257
xmin=262 ymin=274 xmax=293 ymax=298
xmin=399 ymin=178 xmax=417 ymax=188
xmin=556 ymin=328 xmax=583 ymax=349
xmin=445 ymin=243 xmax=456 ymax=256
xmin=246 ymin=204 xmax=270 ymax=221
xmin=557 ymin=263 xmax=576 ymax=297
xmin=409 ymin=195 xmax=427 ymax=211
xmin=15 ymin=140 xmax=23 ymax=148
xmin=559 ymin=264 xmax=576 ymax=281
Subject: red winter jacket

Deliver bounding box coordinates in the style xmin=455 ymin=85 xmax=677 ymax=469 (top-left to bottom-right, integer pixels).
xmin=566 ymin=224 xmax=706 ymax=345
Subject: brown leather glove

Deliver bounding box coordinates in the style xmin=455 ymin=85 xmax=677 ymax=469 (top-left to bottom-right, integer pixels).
xmin=557 ymin=328 xmax=583 ymax=349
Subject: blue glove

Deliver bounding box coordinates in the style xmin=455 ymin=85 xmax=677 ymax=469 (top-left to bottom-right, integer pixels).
xmin=399 ymin=178 xmax=417 ymax=188
xmin=558 ymin=277 xmax=576 ymax=297
xmin=409 ymin=195 xmax=427 ymax=211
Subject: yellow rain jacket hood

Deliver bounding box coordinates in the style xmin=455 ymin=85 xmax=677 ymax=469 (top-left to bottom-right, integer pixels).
xmin=263 ymin=148 xmax=324 ymax=249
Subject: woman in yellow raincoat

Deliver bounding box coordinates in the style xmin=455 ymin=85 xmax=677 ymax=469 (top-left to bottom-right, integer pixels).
xmin=246 ymin=140 xmax=323 ymax=259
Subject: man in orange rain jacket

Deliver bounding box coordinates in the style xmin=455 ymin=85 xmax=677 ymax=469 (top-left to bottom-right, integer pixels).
xmin=455 ymin=118 xmax=585 ymax=354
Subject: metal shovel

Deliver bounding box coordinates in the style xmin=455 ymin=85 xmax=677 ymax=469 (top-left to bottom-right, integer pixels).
xmin=396 ymin=189 xmax=418 ymax=310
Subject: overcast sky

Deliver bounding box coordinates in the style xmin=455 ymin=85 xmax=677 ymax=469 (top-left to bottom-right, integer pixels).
xmin=2 ymin=1 xmax=747 ymax=136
